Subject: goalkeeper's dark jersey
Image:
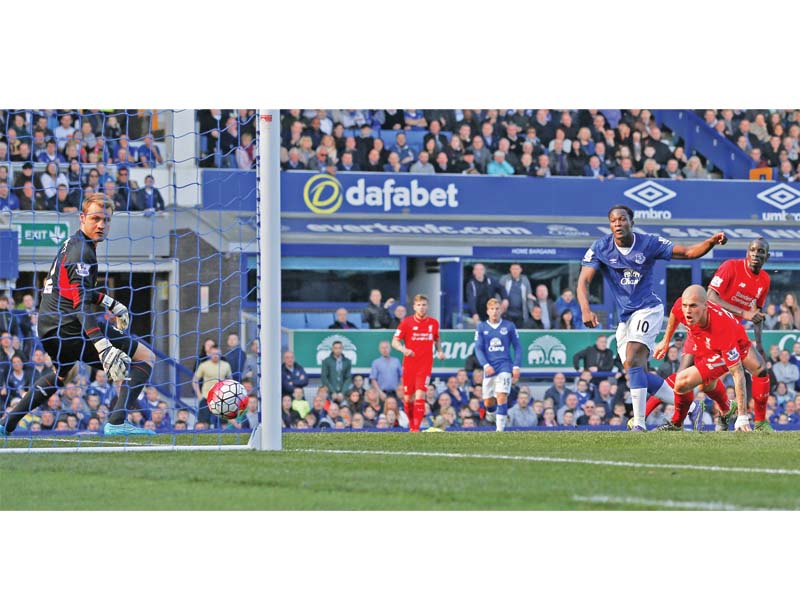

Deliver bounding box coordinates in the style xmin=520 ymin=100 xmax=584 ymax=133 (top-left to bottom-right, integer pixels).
xmin=38 ymin=229 xmax=107 ymax=344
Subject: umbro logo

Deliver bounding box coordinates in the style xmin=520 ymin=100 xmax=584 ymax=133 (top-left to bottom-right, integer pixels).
xmin=623 ymin=181 xmax=677 ymax=209
xmin=756 ymin=183 xmax=800 ymax=211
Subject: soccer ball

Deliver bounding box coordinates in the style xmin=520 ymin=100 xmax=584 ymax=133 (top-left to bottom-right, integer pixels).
xmin=207 ymin=379 xmax=247 ymax=418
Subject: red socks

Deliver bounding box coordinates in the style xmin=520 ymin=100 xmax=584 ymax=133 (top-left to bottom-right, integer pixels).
xmin=705 ymin=379 xmax=730 ymax=414
xmin=404 ymin=399 xmax=415 ymax=431
xmin=413 ymin=398 xmax=426 ymax=432
xmin=752 ymin=375 xmax=770 ymax=422
xmin=672 ymin=387 xmax=695 ymax=425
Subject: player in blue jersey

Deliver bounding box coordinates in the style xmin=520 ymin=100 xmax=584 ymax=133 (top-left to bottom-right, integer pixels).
xmin=577 ymin=205 xmax=727 ymax=431
xmin=474 ymin=298 xmax=522 ymax=431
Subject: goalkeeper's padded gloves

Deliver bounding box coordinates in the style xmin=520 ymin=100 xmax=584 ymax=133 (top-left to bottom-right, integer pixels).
xmin=101 ymin=294 xmax=130 ymax=331
xmin=734 ymin=414 xmax=752 ymax=431
xmin=94 ymin=338 xmax=131 ymax=382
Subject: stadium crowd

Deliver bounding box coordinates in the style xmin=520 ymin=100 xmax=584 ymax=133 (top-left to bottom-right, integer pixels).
xmin=273 ymin=109 xmax=800 ymax=181
xmin=0 ymin=109 xmax=166 ymax=212
xmin=4 ymin=279 xmax=800 ymax=432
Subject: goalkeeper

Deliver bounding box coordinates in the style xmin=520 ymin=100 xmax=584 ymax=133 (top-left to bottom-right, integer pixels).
xmin=1 ymin=193 xmax=155 ymax=437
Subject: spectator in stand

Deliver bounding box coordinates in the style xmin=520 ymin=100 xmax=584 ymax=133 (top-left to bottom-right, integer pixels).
xmin=54 ymin=184 xmax=78 ymax=213
xmin=387 ymin=304 xmax=406 ymax=329
xmin=540 ymin=406 xmax=558 ymax=427
xmin=445 ymin=135 xmax=465 ymax=166
xmin=329 ymin=308 xmax=358 ymax=329
xmin=772 ymin=350 xmax=800 ymax=389
xmin=409 ymin=151 xmax=435 ymax=174
xmin=363 ymin=289 xmax=393 ymax=329
xmin=224 ymin=333 xmax=247 ymax=381
xmin=641 ymin=158 xmax=661 ymax=178
xmin=137 ymin=134 xmax=164 ymax=167
xmin=572 ymin=335 xmax=621 ymax=385
xmin=469 ymin=136 xmax=491 ymax=173
xmin=18 ymin=181 xmax=44 ymax=211
xmin=192 ymin=344 xmax=232 ymax=424
xmin=530 ymin=284 xmax=558 ymax=330
xmin=657 ymin=345 xmax=681 ymax=379
xmin=235 ymin=132 xmax=256 ymax=170
xmin=321 ymin=340 xmax=352 ymax=404
xmin=568 ymin=140 xmax=589 ymax=176
xmin=508 ymin=389 xmax=539 ymax=427
xmin=534 ymin=154 xmax=552 ymax=177
xmin=544 ymin=372 xmax=574 ymax=408
xmin=281 ymin=395 xmax=302 ymax=428
xmin=337 ymin=150 xmax=359 ymax=172
xmin=281 ymin=350 xmax=308 ymax=398
xmin=558 ymin=309 xmax=576 ymax=329
xmin=424 ymin=120 xmax=448 ymax=156
xmin=403 ymin=110 xmax=427 ymax=130
xmin=281 ymin=147 xmax=306 ymax=171
xmin=391 ymin=132 xmax=415 ymax=169
xmin=54 ymin=113 xmax=76 ymax=153
xmin=433 ymin=151 xmax=451 ymax=174
xmin=487 ymin=150 xmax=514 ymax=176
xmin=37 ymin=138 xmax=59 ymax=164
xmin=780 ymin=293 xmax=800 ymax=328
xmin=496 ymin=138 xmax=519 ymax=171
xmin=443 ymin=376 xmax=468 ymax=411
xmin=555 ymin=288 xmax=581 ymax=325
xmin=307 ymin=146 xmax=331 ymax=172
xmin=40 ymin=161 xmax=67 ymax=207
xmin=515 ymin=152 xmax=537 ymax=176
xmin=370 ymin=340 xmax=402 ymax=398
xmin=583 ymin=154 xmax=608 ymax=179
xmin=137 ymin=175 xmax=165 ymax=212
xmin=0 ymin=181 xmax=19 ymax=210
xmin=549 ymin=138 xmax=570 ymax=176
xmin=614 ymin=156 xmax=638 ymax=178
xmin=384 ymin=151 xmax=405 ymax=173
xmin=682 ymin=155 xmax=709 ymax=179
xmin=776 ymin=160 xmax=796 ymax=182
xmin=499 ymin=263 xmax=534 ymax=328
xmin=528 ymin=305 xmax=545 ymax=329
xmin=659 ymin=158 xmax=684 ymax=179
xmin=363 ymin=148 xmax=384 ymax=172
xmin=466 ymin=263 xmax=507 ymax=324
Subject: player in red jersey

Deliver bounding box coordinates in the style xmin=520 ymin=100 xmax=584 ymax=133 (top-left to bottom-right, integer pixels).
xmin=392 ymin=294 xmax=444 ymax=432
xmin=653 ymin=285 xmax=766 ymax=432
xmin=649 ymin=239 xmax=772 ymax=430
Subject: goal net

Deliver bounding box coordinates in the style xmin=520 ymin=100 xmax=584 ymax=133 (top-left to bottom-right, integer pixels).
xmin=0 ymin=109 xmax=279 ymax=453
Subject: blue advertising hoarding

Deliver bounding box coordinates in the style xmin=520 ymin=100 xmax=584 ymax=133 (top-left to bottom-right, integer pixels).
xmin=204 ymin=170 xmax=800 ymax=222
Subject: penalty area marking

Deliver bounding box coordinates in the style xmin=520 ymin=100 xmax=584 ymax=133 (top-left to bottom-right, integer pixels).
xmin=571 ymin=495 xmax=789 ymax=511
xmin=293 ymin=448 xmax=800 ymax=477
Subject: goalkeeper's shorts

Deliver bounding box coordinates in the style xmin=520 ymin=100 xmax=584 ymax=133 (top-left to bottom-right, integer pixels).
xmin=39 ymin=326 xmax=139 ymax=380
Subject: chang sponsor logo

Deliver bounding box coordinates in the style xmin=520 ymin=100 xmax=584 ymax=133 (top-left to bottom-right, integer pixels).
xmin=620 ymin=269 xmax=642 ymax=285
xmin=315 ymin=335 xmax=357 ymax=365
xmin=527 ymin=335 xmax=567 ymax=366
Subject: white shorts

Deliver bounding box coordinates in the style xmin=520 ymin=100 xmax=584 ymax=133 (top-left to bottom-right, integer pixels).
xmin=482 ymin=371 xmax=512 ymax=398
xmin=616 ymin=305 xmax=664 ymax=362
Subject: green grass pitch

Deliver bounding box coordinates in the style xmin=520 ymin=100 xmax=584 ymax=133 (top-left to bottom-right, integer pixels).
xmin=1 ymin=431 xmax=798 ymax=510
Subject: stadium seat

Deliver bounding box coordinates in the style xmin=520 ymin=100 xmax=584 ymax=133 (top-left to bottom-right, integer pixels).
xmin=305 ymin=312 xmax=334 ymax=329
xmin=281 ymin=312 xmax=307 ymax=329
xmin=348 ymin=312 xmax=363 ymax=328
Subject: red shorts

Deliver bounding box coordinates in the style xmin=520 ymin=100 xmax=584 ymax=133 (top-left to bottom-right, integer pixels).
xmin=402 ymin=366 xmax=431 ymax=396
xmin=694 ymin=353 xmax=729 ymax=385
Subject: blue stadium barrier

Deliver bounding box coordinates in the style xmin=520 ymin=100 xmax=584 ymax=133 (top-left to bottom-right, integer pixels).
xmin=653 ymin=109 xmax=755 ymax=179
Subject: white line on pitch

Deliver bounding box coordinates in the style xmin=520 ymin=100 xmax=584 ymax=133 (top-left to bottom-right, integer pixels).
xmin=34 ymin=437 xmax=147 ymax=447
xmin=571 ymin=495 xmax=785 ymax=511
xmin=294 ymin=448 xmax=800 ymax=476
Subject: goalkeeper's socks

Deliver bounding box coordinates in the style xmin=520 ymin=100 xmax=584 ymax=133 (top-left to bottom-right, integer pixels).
xmin=413 ymin=398 xmax=426 ymax=432
xmin=3 ymin=370 xmax=57 ymax=434
xmin=108 ymin=361 xmax=152 ymax=426
xmin=496 ymin=403 xmax=508 ymax=432
xmin=752 ymin=375 xmax=770 ymax=422
xmin=705 ymin=379 xmax=730 ymax=414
